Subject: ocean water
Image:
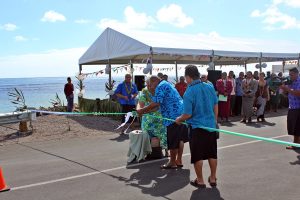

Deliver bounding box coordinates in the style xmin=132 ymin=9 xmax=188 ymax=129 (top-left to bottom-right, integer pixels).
xmin=0 ymin=77 xmax=125 ymax=113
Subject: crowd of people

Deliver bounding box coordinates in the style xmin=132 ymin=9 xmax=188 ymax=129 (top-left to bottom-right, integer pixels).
xmin=111 ymin=66 xmax=300 ymax=188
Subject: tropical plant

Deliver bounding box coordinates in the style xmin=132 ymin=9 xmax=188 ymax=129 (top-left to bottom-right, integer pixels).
xmin=50 ymin=93 xmax=64 ymax=107
xmin=8 ymin=88 xmax=27 ymax=111
xmin=105 ymin=80 xmax=116 ymax=91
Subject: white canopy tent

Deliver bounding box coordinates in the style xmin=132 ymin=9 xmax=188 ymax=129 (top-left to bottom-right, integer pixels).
xmin=79 ymin=28 xmax=300 ymax=81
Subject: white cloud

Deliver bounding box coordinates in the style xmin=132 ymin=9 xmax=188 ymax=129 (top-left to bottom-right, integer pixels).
xmin=41 ymin=10 xmax=66 ymax=22
xmin=15 ymin=35 xmax=28 ymax=42
xmin=156 ymin=4 xmax=194 ymax=28
xmin=97 ymin=6 xmax=155 ymax=30
xmin=74 ymin=19 xmax=91 ymax=24
xmin=1 ymin=23 xmax=17 ymax=31
xmin=251 ymin=0 xmax=300 ymax=30
xmin=273 ymin=0 xmax=300 ymax=8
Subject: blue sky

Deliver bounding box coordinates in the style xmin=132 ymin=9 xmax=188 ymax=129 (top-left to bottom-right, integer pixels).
xmin=1 ymin=0 xmax=300 ymax=78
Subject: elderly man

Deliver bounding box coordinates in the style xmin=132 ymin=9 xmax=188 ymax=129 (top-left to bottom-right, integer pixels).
xmin=137 ymin=75 xmax=188 ymax=169
xmin=175 ymin=76 xmax=188 ymax=97
xmin=115 ymin=74 xmax=138 ymax=133
xmin=176 ymin=65 xmax=218 ymax=188
xmin=280 ymin=67 xmax=300 ymax=149
xmin=241 ymin=71 xmax=258 ymax=123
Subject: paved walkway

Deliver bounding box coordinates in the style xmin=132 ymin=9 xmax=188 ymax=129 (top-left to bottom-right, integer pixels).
xmin=0 ymin=111 xmax=299 ymax=200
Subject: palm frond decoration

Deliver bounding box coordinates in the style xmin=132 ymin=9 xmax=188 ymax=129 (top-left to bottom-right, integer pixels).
xmin=8 ymin=88 xmax=27 ymax=111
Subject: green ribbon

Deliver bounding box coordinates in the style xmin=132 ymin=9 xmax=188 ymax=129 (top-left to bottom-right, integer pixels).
xmin=146 ymin=114 xmax=300 ymax=148
xmin=32 ymin=110 xmax=300 ymax=148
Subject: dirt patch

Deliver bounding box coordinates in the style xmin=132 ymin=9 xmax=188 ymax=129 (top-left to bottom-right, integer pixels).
xmin=0 ymin=115 xmax=132 ymax=145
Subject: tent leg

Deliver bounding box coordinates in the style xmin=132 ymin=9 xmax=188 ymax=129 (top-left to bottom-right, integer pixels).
xmin=175 ymin=61 xmax=178 ymax=82
xmin=244 ymin=62 xmax=247 ymax=73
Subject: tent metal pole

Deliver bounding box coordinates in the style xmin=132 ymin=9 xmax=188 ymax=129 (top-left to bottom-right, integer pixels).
xmin=79 ymin=64 xmax=82 ymax=74
xmin=282 ymin=60 xmax=285 ymax=73
xmin=244 ymin=61 xmax=247 ymax=73
xmin=108 ymin=61 xmax=112 ymax=86
xmin=259 ymin=52 xmax=262 ymax=73
xmin=298 ymin=53 xmax=300 ymax=67
xmin=175 ymin=61 xmax=178 ymax=82
xmin=130 ymin=60 xmax=134 ymax=78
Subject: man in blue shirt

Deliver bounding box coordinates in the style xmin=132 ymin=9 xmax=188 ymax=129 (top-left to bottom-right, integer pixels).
xmin=176 ymin=65 xmax=218 ymax=188
xmin=234 ymin=72 xmax=244 ymax=116
xmin=115 ymin=74 xmax=138 ymax=133
xmin=137 ymin=76 xmax=188 ymax=169
xmin=280 ymin=67 xmax=300 ymax=149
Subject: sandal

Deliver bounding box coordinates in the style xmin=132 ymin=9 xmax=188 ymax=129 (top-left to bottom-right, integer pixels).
xmin=208 ymin=176 xmax=217 ymax=187
xmin=160 ymin=164 xmax=177 ymax=169
xmin=190 ymin=179 xmax=206 ymax=188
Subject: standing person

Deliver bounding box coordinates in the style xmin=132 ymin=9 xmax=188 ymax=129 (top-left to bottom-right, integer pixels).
xmin=162 ymin=74 xmax=169 ymax=81
xmin=268 ymin=73 xmax=281 ymax=112
xmin=235 ymin=72 xmax=244 ymax=116
xmin=201 ymin=74 xmax=213 ymax=86
xmin=175 ymin=76 xmax=188 ymax=97
xmin=216 ymin=72 xmax=232 ymax=122
xmin=137 ymin=78 xmax=168 ymax=155
xmin=157 ymin=73 xmax=164 ymax=79
xmin=137 ymin=76 xmax=188 ymax=169
xmin=228 ymin=71 xmax=236 ymax=116
xmin=175 ymin=65 xmax=218 ymax=188
xmin=253 ymin=71 xmax=259 ymax=80
xmin=64 ymin=77 xmax=74 ymax=112
xmin=280 ymin=68 xmax=300 ymax=149
xmin=241 ymin=71 xmax=258 ymax=123
xmin=115 ymin=74 xmax=138 ymax=134
xmin=255 ymin=73 xmax=269 ymax=122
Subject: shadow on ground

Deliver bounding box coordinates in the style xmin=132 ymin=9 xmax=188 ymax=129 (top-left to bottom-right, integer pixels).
xmin=0 ymin=130 xmax=32 ymax=143
xmin=104 ymin=160 xmax=190 ymax=199
xmin=190 ymin=188 xmax=224 ymax=200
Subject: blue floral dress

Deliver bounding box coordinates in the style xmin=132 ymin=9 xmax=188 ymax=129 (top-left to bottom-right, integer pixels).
xmin=139 ymin=88 xmax=167 ymax=149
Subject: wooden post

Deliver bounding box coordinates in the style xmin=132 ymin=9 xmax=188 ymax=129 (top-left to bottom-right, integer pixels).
xmin=175 ymin=61 xmax=178 ymax=82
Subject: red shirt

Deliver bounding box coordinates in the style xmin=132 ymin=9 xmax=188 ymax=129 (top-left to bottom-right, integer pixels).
xmin=64 ymin=83 xmax=74 ymax=97
xmin=175 ymin=82 xmax=187 ymax=97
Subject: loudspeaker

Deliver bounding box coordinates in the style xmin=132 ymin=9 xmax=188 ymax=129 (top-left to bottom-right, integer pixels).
xmin=134 ymin=75 xmax=145 ymax=91
xmin=207 ymin=70 xmax=222 ymax=89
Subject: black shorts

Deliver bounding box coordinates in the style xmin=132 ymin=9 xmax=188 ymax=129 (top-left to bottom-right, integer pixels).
xmin=189 ymin=128 xmax=217 ymax=163
xmin=166 ymin=123 xmax=189 ymax=150
xmin=287 ymin=109 xmax=300 ymax=136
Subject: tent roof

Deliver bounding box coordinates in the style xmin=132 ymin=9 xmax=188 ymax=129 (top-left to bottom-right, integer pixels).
xmin=79 ymin=28 xmax=300 ymax=66
xmin=79 ymin=28 xmax=151 ymax=65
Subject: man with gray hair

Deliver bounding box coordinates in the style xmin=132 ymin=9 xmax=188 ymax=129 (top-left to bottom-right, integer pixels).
xmin=137 ymin=75 xmax=188 ymax=169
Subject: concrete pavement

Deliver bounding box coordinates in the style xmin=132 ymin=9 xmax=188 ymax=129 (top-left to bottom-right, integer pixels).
xmin=0 ymin=111 xmax=299 ymax=200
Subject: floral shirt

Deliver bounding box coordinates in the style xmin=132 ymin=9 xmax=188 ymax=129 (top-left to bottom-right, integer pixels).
xmin=288 ymin=77 xmax=300 ymax=109
xmin=152 ymin=80 xmax=183 ymax=126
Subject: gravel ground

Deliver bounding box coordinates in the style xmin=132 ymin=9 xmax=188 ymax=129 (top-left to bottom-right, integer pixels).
xmin=0 ymin=114 xmax=129 ymax=145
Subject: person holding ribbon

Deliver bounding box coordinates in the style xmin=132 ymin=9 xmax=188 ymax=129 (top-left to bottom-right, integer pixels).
xmin=280 ymin=67 xmax=300 ymax=149
xmin=137 ymin=78 xmax=168 ymax=155
xmin=136 ymin=75 xmax=188 ymax=169
xmin=115 ymin=74 xmax=138 ymax=134
xmin=175 ymin=65 xmax=218 ymax=188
